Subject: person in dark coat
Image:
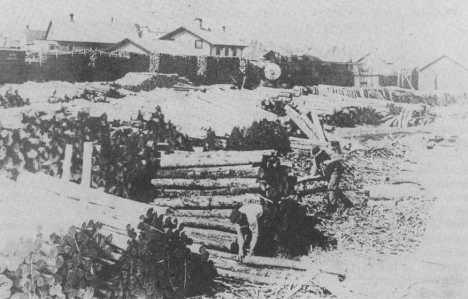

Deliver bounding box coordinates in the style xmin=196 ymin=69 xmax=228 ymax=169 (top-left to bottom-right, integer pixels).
xmin=311 ymin=145 xmax=352 ymax=213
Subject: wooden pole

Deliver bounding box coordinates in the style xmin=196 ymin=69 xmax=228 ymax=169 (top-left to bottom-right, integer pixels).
xmin=61 ymin=144 xmax=73 ymax=182
xmin=152 ymin=194 xmax=258 ymax=210
xmin=81 ymin=141 xmax=93 ymax=187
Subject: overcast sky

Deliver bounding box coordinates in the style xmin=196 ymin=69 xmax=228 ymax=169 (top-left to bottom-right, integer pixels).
xmin=1 ymin=0 xmax=468 ymax=66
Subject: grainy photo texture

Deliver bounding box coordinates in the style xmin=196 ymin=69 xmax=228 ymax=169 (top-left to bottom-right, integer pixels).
xmin=0 ymin=0 xmax=467 ymax=298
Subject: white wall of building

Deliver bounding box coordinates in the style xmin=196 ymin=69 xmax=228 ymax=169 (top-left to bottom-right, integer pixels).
xmin=419 ymin=58 xmax=468 ymax=92
xmin=113 ymin=42 xmax=148 ymax=55
xmin=168 ymin=30 xmax=212 ymax=56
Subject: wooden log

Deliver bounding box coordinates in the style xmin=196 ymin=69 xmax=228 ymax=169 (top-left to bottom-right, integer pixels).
xmin=153 ymin=194 xmax=259 ymax=210
xmin=216 ymin=269 xmax=280 ymax=285
xmin=177 ymin=217 xmax=236 ymax=233
xmin=208 ymin=250 xmax=308 ymax=271
xmin=156 ymin=165 xmax=260 ymax=179
xmin=310 ymin=111 xmax=328 ymax=143
xmin=160 ymin=150 xmax=274 ymax=168
xmin=285 ymin=105 xmax=319 ymax=141
xmin=171 ymin=209 xmax=232 ymax=219
xmin=183 ymin=227 xmax=236 ymax=253
xmin=151 ymin=178 xmax=259 ymax=191
xmin=155 ymin=188 xmax=254 ymax=198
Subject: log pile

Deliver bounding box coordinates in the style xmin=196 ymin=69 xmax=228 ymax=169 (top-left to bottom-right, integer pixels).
xmin=150 ymin=149 xmax=335 ymax=286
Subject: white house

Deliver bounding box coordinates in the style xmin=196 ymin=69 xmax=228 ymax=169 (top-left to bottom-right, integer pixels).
xmin=158 ymin=19 xmax=247 ymax=57
xmin=417 ymin=55 xmax=468 ymax=92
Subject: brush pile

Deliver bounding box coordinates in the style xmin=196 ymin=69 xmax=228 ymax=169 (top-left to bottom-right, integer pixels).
xmin=114 ymin=72 xmax=192 ymax=92
xmin=319 ymin=194 xmax=433 ymax=255
xmin=0 ymin=89 xmax=30 ymax=108
xmin=260 ymin=96 xmax=290 ymax=116
xmin=323 ymin=106 xmax=384 ymax=127
xmin=47 ymin=86 xmax=125 ymax=104
xmin=0 ymin=210 xmax=217 ymax=298
xmin=383 ymin=105 xmax=436 ymax=128
xmin=344 ymin=143 xmax=407 ymax=185
xmin=0 ymin=106 xmax=191 ymax=200
xmin=226 ymin=119 xmax=291 ymax=154
xmin=115 ymin=208 xmax=217 ymax=298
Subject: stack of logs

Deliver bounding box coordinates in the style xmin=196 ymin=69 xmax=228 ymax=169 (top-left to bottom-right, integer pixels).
xmin=151 ymin=149 xmax=307 ymax=282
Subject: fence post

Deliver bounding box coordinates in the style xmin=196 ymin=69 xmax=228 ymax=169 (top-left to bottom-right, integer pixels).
xmin=62 ymin=144 xmax=73 ymax=181
xmin=81 ymin=142 xmax=93 ymax=187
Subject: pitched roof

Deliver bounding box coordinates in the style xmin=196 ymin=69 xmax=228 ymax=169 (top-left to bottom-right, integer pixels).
xmin=159 ymin=25 xmax=247 ymax=47
xmin=45 ymin=20 xmax=139 ymax=44
xmin=354 ymin=52 xmax=398 ymax=75
xmin=419 ymin=55 xmax=468 ymax=72
xmin=110 ymin=38 xmax=205 ymax=56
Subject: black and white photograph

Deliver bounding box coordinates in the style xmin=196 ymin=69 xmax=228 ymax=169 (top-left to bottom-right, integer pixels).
xmin=0 ymin=0 xmax=467 ymax=298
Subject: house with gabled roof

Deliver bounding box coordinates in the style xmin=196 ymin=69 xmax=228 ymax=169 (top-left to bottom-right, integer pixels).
xmin=417 ymin=55 xmax=468 ymax=92
xmin=353 ymin=52 xmax=399 ymax=88
xmin=158 ymin=19 xmax=247 ymax=57
xmin=24 ymin=13 xmax=142 ymax=53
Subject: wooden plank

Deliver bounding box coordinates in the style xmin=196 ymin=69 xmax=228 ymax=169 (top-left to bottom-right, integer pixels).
xmin=285 ymin=105 xmax=319 ymax=141
xmin=61 ymin=144 xmax=73 ymax=182
xmin=310 ymin=111 xmax=328 ymax=143
xmin=81 ymin=141 xmax=93 ymax=187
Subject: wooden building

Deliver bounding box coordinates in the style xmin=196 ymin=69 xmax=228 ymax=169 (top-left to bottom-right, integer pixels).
xmin=417 ymin=55 xmax=468 ymax=92
xmin=158 ymin=19 xmax=247 ymax=57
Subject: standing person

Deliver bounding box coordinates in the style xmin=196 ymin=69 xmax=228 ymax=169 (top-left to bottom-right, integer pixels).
xmin=310 ymin=146 xmax=351 ymax=213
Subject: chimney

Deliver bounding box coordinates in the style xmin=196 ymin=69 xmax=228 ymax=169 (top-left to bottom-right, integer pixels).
xmin=110 ymin=17 xmax=114 ymax=23
xmin=222 ymin=25 xmax=226 ymax=32
xmin=69 ymin=13 xmax=74 ymax=22
xmin=194 ymin=17 xmax=203 ymax=29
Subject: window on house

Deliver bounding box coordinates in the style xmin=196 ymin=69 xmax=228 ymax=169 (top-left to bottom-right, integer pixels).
xmin=232 ymin=48 xmax=237 ymax=57
xmin=225 ymin=47 xmax=229 ymax=56
xmin=216 ymin=46 xmax=221 ymax=56
xmin=195 ymin=39 xmax=203 ymax=49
